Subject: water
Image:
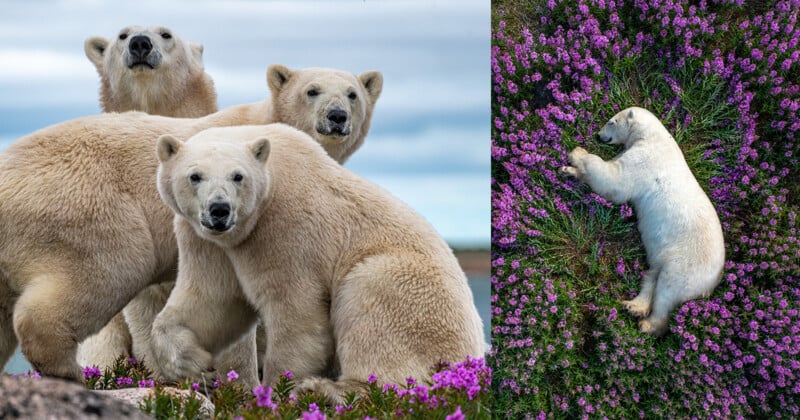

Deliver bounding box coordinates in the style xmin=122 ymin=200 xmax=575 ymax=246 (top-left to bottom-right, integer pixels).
xmin=4 ymin=275 xmax=491 ymax=374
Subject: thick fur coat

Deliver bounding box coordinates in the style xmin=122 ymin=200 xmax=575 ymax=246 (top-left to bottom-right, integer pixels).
xmin=152 ymin=125 xmax=485 ymax=404
xmin=0 ymin=65 xmax=382 ymax=382
xmin=560 ymin=107 xmax=725 ymax=336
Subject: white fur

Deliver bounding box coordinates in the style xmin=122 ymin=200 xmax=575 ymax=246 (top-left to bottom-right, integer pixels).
xmin=84 ymin=25 xmax=217 ymax=117
xmin=560 ymin=107 xmax=725 ymax=336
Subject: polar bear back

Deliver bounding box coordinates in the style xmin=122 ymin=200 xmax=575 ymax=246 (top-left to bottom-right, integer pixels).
xmin=617 ymin=112 xmax=725 ymax=285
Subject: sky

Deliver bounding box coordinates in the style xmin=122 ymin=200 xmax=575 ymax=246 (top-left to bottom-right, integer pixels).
xmin=0 ymin=0 xmax=490 ymax=248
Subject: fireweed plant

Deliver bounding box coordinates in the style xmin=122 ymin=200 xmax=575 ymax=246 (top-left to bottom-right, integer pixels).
xmin=491 ymin=0 xmax=799 ymax=418
xmin=66 ymin=355 xmax=491 ymax=418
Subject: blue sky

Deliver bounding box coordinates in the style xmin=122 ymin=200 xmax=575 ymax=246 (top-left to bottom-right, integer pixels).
xmin=0 ymin=0 xmax=489 ymax=247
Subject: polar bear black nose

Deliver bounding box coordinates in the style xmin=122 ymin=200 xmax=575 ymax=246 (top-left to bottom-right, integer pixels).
xmin=327 ymin=109 xmax=348 ymax=125
xmin=209 ymin=202 xmax=230 ymax=220
xmin=129 ymin=35 xmax=153 ymax=58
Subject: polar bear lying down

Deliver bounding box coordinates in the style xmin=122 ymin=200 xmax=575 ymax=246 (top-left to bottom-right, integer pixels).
xmin=152 ymin=124 xmax=486 ymax=404
xmin=560 ymin=107 xmax=725 ymax=336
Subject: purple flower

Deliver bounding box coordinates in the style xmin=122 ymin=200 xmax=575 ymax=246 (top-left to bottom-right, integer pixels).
xmin=226 ymin=369 xmax=239 ymax=382
xmin=115 ymin=377 xmax=133 ymax=387
xmin=82 ymin=366 xmax=102 ymax=380
xmin=301 ymin=411 xmax=326 ymax=420
xmin=137 ymin=379 xmax=155 ymax=388
xmin=252 ymin=385 xmax=277 ymax=410
xmin=445 ymin=406 xmax=465 ymax=420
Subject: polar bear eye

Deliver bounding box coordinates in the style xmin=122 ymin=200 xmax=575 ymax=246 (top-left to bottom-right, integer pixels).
xmin=232 ymin=173 xmax=244 ymax=183
xmin=189 ymin=173 xmax=202 ymax=184
xmin=119 ymin=33 xmax=128 ymax=40
xmin=161 ymin=32 xmax=172 ymax=40
xmin=348 ymin=92 xmax=357 ymax=100
xmin=307 ymin=88 xmax=319 ymax=97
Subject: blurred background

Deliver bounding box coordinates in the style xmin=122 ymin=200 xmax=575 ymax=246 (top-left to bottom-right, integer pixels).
xmin=0 ymin=0 xmax=490 ymax=373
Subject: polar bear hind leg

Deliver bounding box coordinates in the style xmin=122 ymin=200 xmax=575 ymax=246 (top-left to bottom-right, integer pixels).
xmin=637 ymin=266 xmax=685 ymax=336
xmin=14 ymin=274 xmax=109 ymax=381
xmin=293 ymin=253 xmax=482 ymax=404
xmin=621 ymin=268 xmax=660 ymax=318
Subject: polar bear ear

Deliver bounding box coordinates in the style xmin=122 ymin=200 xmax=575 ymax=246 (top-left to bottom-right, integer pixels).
xmin=249 ymin=137 xmax=271 ymax=164
xmin=627 ymin=108 xmax=635 ymax=119
xmin=189 ymin=43 xmax=204 ymax=63
xmin=267 ymin=64 xmax=293 ymax=96
xmin=156 ymin=135 xmax=183 ymax=163
xmin=84 ymin=37 xmax=109 ymax=71
xmin=359 ymin=71 xmax=383 ymax=103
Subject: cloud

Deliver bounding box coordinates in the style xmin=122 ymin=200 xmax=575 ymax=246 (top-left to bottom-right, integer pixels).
xmin=348 ymin=124 xmax=489 ymax=175
xmin=0 ymin=49 xmax=95 ymax=80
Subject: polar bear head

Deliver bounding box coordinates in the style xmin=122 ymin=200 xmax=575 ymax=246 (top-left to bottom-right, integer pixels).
xmin=156 ymin=127 xmax=272 ymax=246
xmin=85 ymin=26 xmax=214 ymax=116
xmin=596 ymin=107 xmax=662 ymax=147
xmin=267 ymin=65 xmax=382 ymax=163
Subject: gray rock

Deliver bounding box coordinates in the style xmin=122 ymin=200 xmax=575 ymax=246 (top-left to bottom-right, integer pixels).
xmin=0 ymin=374 xmax=149 ymax=419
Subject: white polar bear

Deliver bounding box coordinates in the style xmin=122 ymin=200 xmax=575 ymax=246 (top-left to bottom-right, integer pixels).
xmin=560 ymin=107 xmax=725 ymax=336
xmin=85 ymin=25 xmax=217 ymax=117
xmin=151 ymin=124 xmax=486 ymax=404
xmin=0 ymin=66 xmax=382 ymax=383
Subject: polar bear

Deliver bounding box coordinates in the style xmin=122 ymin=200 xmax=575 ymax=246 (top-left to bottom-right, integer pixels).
xmin=150 ymin=124 xmax=485 ymax=404
xmin=559 ymin=107 xmax=725 ymax=336
xmin=85 ymin=25 xmax=217 ymax=117
xmin=0 ymin=65 xmax=382 ymax=383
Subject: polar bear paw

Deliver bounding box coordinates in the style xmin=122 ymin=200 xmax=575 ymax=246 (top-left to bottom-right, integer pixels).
xmin=621 ymin=299 xmax=651 ymax=318
xmin=567 ymin=146 xmax=588 ymax=163
xmin=152 ymin=328 xmax=215 ymax=382
xmin=638 ymin=318 xmax=668 ymax=337
xmin=559 ymin=165 xmax=579 ymax=178
xmin=292 ymin=377 xmax=354 ymax=406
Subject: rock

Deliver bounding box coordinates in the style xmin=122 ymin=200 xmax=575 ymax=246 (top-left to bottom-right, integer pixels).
xmin=0 ymin=374 xmax=149 ymax=419
xmin=102 ymin=386 xmax=215 ymax=417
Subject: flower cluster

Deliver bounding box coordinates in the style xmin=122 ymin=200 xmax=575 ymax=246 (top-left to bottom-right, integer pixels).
xmin=492 ymin=0 xmax=800 ymax=417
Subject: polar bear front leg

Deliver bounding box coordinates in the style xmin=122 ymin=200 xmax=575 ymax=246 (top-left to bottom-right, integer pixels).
xmin=124 ymin=280 xmax=174 ymax=367
xmin=257 ymin=281 xmax=334 ymax=385
xmin=561 ymin=146 xmax=633 ymax=204
xmin=150 ymin=221 xmax=259 ymax=383
xmin=559 ymin=146 xmax=589 ymax=178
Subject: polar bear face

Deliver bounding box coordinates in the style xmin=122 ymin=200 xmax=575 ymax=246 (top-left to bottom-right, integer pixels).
xmin=85 ymin=25 xmax=204 ymax=88
xmin=156 ymin=130 xmax=270 ymax=247
xmin=596 ymin=108 xmax=638 ymax=146
xmin=267 ymin=65 xmax=382 ymax=162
